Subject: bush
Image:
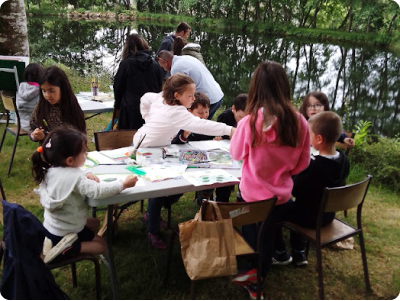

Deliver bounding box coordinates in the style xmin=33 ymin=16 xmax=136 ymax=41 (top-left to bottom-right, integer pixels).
xmin=350 ymin=136 xmax=400 ymax=192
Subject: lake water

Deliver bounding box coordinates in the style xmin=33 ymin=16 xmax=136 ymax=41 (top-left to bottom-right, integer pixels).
xmin=26 ymin=17 xmax=400 ymax=137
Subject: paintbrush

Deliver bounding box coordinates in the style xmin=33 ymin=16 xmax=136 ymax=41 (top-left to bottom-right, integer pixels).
xmin=134 ymin=134 xmax=146 ymax=151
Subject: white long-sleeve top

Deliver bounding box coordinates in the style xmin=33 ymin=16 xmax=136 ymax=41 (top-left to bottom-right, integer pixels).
xmin=34 ymin=167 xmax=124 ymax=236
xmin=134 ymin=92 xmax=232 ymax=147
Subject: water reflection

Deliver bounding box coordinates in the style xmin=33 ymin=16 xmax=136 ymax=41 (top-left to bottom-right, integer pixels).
xmin=27 ymin=18 xmax=400 ymax=137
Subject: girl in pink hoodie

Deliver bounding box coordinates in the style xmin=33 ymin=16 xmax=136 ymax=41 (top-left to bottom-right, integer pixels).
xmin=230 ymin=61 xmax=310 ymax=298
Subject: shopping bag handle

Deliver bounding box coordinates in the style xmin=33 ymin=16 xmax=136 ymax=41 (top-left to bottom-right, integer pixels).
xmin=197 ymin=201 xmax=223 ymax=222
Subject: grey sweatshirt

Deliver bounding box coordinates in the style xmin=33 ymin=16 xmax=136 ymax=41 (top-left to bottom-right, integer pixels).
xmin=16 ymin=82 xmax=40 ymax=131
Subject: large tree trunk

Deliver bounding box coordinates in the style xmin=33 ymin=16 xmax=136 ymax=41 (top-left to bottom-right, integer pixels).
xmin=0 ymin=0 xmax=29 ymax=56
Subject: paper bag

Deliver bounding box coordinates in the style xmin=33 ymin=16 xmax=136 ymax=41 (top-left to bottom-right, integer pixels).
xmin=178 ymin=201 xmax=237 ymax=280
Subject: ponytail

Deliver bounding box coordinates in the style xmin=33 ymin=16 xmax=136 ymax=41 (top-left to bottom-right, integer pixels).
xmin=31 ymin=146 xmax=51 ymax=184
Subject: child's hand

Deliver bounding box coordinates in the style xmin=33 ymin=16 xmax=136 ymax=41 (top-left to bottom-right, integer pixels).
xmin=86 ymin=172 xmax=100 ymax=182
xmin=32 ymin=128 xmax=45 ymax=141
xmin=123 ymin=175 xmax=138 ymax=190
xmin=344 ymin=137 xmax=355 ymax=148
xmin=229 ymin=127 xmax=236 ymax=139
xmin=213 ymin=136 xmax=223 ymax=141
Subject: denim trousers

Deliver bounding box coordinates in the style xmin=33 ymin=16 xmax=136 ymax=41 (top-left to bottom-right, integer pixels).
xmin=147 ymin=194 xmax=182 ymax=233
xmin=208 ymin=98 xmax=223 ymax=120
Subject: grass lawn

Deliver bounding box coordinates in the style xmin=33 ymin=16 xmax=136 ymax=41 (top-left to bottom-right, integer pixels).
xmin=0 ymin=112 xmax=399 ymax=300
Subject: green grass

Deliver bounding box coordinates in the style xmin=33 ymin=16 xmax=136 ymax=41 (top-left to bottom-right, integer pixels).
xmin=0 ymin=114 xmax=399 ymax=300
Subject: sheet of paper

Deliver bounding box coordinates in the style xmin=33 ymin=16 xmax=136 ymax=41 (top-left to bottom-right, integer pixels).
xmin=188 ymin=140 xmax=231 ymax=151
xmin=100 ymin=147 xmax=131 ymax=160
xmin=85 ymin=151 xmax=123 ymax=166
xmin=140 ymin=163 xmax=187 ymax=182
xmin=182 ymin=169 xmax=239 ymax=186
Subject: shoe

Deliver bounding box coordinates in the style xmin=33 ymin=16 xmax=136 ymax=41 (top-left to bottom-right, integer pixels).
xmin=42 ymin=237 xmax=53 ymax=256
xmin=44 ymin=233 xmax=78 ymax=264
xmin=233 ymin=268 xmax=257 ymax=286
xmin=147 ymin=232 xmax=166 ymax=250
xmin=271 ymin=250 xmax=292 ymax=265
xmin=293 ymin=251 xmax=308 ymax=266
xmin=244 ymin=283 xmax=264 ymax=300
xmin=143 ymin=211 xmax=168 ymax=230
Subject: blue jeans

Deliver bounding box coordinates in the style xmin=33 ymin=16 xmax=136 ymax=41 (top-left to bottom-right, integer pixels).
xmin=147 ymin=194 xmax=182 ymax=233
xmin=208 ymin=98 xmax=223 ymax=120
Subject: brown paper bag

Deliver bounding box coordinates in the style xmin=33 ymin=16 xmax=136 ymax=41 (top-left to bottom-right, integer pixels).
xmin=178 ymin=201 xmax=237 ymax=280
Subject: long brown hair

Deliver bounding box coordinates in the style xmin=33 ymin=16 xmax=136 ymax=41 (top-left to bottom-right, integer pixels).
xmin=36 ymin=66 xmax=86 ymax=133
xmin=121 ymin=33 xmax=150 ymax=60
xmin=246 ymin=61 xmax=299 ymax=147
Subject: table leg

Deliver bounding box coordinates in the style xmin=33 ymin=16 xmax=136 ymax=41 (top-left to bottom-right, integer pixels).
xmin=106 ymin=204 xmax=119 ymax=299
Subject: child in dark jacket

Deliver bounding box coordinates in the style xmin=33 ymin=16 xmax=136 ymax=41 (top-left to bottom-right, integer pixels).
xmin=213 ymin=93 xmax=247 ymax=202
xmin=273 ymin=111 xmax=350 ymax=267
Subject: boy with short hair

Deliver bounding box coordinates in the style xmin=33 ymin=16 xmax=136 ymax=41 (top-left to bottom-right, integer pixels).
xmin=171 ymin=91 xmax=214 ymax=144
xmin=217 ymin=93 xmax=247 ymax=139
xmin=273 ymin=111 xmax=350 ymax=266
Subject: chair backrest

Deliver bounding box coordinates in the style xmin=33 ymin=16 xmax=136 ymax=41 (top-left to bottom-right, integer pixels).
xmin=1 ymin=94 xmax=16 ymax=112
xmin=201 ymin=196 xmax=278 ymax=227
xmin=0 ymin=64 xmax=22 ymax=91
xmin=335 ymin=130 xmax=355 ymax=156
xmin=322 ymin=175 xmax=372 ymax=213
xmin=94 ymin=129 xmax=137 ymax=151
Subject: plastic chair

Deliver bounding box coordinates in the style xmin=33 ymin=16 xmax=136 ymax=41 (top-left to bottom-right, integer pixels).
xmin=0 ymin=200 xmax=101 ymax=299
xmin=336 ymin=130 xmax=355 ymax=156
xmin=164 ymin=196 xmax=278 ymax=300
xmin=0 ymin=94 xmax=29 ymax=176
xmin=281 ymin=175 xmax=372 ymax=299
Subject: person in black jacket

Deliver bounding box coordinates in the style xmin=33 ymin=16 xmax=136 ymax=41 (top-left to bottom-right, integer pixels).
xmin=273 ymin=111 xmax=350 ymax=267
xmin=113 ymin=34 xmax=163 ymax=130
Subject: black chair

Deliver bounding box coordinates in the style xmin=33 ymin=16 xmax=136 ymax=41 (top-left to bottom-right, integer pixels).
xmin=0 ymin=179 xmax=102 ymax=299
xmin=282 ymin=175 xmax=372 ymax=299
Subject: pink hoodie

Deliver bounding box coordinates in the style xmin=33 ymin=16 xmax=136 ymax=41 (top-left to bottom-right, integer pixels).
xmin=230 ymin=109 xmax=310 ymax=205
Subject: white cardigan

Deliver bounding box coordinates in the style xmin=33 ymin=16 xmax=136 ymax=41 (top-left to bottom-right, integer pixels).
xmin=134 ymin=92 xmax=232 ymax=147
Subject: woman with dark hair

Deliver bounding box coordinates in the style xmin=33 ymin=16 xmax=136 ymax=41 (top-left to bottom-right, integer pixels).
xmin=113 ymin=33 xmax=163 ymax=130
xmin=173 ymin=36 xmax=205 ymax=65
xmin=29 ymin=66 xmax=86 ymax=143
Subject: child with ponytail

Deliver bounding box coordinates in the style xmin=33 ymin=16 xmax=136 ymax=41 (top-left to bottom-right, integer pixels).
xmin=32 ymin=127 xmax=138 ymax=263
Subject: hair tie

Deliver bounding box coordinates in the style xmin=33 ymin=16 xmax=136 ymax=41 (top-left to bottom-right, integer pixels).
xmin=37 ymin=146 xmax=43 ymax=153
xmin=45 ymin=139 xmax=52 ymax=148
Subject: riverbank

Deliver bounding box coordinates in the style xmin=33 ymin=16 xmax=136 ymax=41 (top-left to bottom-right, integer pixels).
xmin=25 ymin=9 xmax=398 ymax=50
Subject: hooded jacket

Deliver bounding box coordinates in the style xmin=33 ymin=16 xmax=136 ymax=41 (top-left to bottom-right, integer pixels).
xmin=291 ymin=150 xmax=350 ymax=227
xmin=181 ymin=43 xmax=206 ymax=65
xmin=113 ymin=50 xmax=163 ymax=130
xmin=16 ymin=82 xmax=40 ymax=132
xmin=34 ymin=167 xmax=123 ymax=236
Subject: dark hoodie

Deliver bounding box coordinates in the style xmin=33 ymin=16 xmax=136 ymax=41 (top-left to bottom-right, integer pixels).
xmin=113 ymin=50 xmax=163 ymax=130
xmin=289 ymin=150 xmax=350 ymax=228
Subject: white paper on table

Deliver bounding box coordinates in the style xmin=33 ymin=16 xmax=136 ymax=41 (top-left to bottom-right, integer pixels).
xmin=140 ymin=163 xmax=187 ymax=182
xmin=182 ymin=169 xmax=239 ymax=186
xmin=85 ymin=151 xmax=124 ymax=165
xmin=188 ymin=140 xmax=231 ymax=151
xmin=100 ymin=147 xmax=132 ymax=160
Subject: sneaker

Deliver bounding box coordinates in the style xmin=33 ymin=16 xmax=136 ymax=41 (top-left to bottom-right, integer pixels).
xmin=244 ymin=283 xmax=264 ymax=300
xmin=44 ymin=233 xmax=78 ymax=264
xmin=147 ymin=232 xmax=166 ymax=250
xmin=233 ymin=268 xmax=257 ymax=286
xmin=42 ymin=237 xmax=53 ymax=256
xmin=143 ymin=211 xmax=168 ymax=230
xmin=292 ymin=251 xmax=308 ymax=266
xmin=271 ymin=250 xmax=293 ymax=265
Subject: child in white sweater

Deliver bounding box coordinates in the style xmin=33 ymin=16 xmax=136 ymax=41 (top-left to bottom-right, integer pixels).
xmin=135 ymin=73 xmax=235 ymax=249
xmin=32 ymin=127 xmax=138 ymax=263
